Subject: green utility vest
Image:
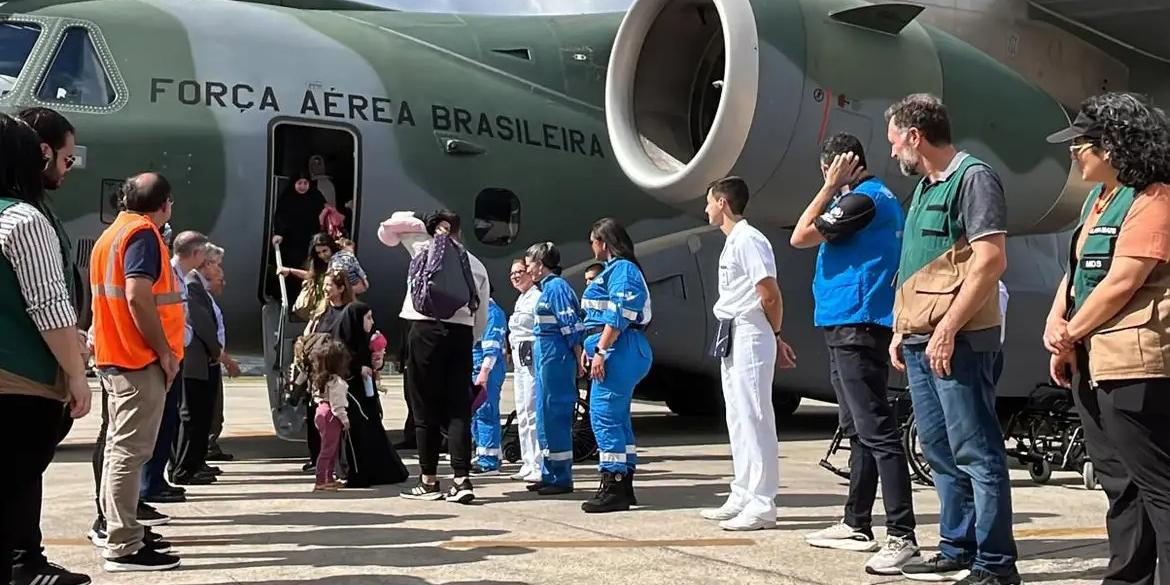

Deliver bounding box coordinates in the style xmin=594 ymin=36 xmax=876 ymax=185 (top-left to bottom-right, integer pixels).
xmin=1069 ymin=184 xmax=1138 ymax=311
xmin=897 ymin=155 xmax=986 ymax=289
xmin=1067 ymin=183 xmax=1170 ymax=382
xmin=0 ymin=197 xmax=76 ymax=386
xmin=893 ymin=154 xmax=1002 ymax=335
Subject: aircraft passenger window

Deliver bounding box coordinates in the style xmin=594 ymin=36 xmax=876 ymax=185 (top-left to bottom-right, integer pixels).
xmin=474 ymin=188 xmax=521 ymax=246
xmin=37 ymin=27 xmax=116 ymax=107
xmin=0 ymin=22 xmax=42 ymax=97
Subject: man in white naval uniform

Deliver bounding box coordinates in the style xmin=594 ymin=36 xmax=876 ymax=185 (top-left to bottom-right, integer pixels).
xmin=508 ymin=257 xmax=543 ymax=482
xmin=700 ymin=176 xmax=797 ymax=531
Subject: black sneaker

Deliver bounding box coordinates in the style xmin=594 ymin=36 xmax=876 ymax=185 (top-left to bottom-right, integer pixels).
xmin=201 ymin=465 xmax=223 ymax=476
xmin=103 ymin=548 xmax=180 ymax=573
xmin=902 ymin=553 xmax=971 ymax=582
xmin=956 ymin=568 xmax=1021 ymax=585
xmin=206 ymin=451 xmax=234 ymax=462
xmin=12 ymin=561 xmax=92 ymax=585
xmin=445 ymin=479 xmax=475 ymax=504
xmin=302 ymin=461 xmax=316 ymax=473
xmin=136 ymin=503 xmax=171 ymax=527
xmin=141 ymin=490 xmax=186 ymax=504
xmin=144 ymin=536 xmax=173 ymax=555
xmin=400 ymin=480 xmax=443 ymax=501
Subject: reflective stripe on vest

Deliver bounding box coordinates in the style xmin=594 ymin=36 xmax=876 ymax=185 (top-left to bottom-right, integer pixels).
xmin=90 ymin=212 xmax=186 ymax=369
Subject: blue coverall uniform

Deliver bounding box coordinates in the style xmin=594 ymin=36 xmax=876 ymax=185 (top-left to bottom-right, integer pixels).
xmin=533 ymin=273 xmax=583 ymax=488
xmin=581 ymin=259 xmax=652 ymax=475
xmin=472 ymin=299 xmax=508 ymax=470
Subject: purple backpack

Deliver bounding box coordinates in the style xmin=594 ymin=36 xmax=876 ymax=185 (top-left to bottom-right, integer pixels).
xmin=408 ymin=233 xmax=479 ymax=320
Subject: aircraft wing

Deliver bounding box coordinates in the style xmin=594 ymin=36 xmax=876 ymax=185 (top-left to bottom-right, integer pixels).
xmin=1029 ymin=0 xmax=1170 ymax=63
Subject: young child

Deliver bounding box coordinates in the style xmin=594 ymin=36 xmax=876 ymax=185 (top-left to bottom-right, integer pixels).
xmin=370 ymin=328 xmax=388 ymax=382
xmin=307 ymin=339 xmax=352 ymax=491
xmin=329 ymin=237 xmax=369 ymax=294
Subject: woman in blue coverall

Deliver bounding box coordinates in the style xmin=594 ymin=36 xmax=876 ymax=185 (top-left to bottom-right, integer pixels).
xmin=579 ymin=218 xmax=653 ymax=513
xmin=524 ymin=242 xmax=583 ymax=495
xmin=471 ymin=293 xmax=508 ymax=474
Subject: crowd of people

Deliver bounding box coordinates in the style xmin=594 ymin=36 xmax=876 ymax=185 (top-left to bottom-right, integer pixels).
xmin=3 ymin=88 xmax=1170 ymax=585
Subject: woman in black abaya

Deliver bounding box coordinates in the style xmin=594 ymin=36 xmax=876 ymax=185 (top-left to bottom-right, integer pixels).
xmin=319 ymin=299 xmax=409 ymax=487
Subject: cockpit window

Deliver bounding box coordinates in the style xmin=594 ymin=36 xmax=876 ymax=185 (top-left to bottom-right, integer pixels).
xmin=0 ymin=21 xmax=42 ymax=98
xmin=37 ymin=27 xmax=115 ymax=107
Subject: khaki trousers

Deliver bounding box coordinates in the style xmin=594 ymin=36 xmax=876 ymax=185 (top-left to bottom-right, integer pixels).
xmin=99 ymin=364 xmax=166 ymax=559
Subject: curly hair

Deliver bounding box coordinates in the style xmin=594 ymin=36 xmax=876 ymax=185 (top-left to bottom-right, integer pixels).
xmin=1078 ymin=92 xmax=1170 ymax=191
xmin=308 ymin=338 xmax=351 ymax=395
xmin=884 ymin=93 xmax=952 ymax=146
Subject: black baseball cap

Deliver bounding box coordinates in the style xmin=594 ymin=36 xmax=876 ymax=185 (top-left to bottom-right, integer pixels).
xmin=1046 ymin=110 xmax=1103 ymax=143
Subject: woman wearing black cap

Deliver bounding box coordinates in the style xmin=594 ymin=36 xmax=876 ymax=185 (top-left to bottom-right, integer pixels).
xmin=1043 ymin=92 xmax=1170 ymax=582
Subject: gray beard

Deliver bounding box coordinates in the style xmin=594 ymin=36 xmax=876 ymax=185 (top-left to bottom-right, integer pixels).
xmin=898 ymin=158 xmax=920 ymax=177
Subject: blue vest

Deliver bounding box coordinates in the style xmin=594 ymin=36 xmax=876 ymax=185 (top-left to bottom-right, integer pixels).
xmin=813 ymin=177 xmax=904 ymax=328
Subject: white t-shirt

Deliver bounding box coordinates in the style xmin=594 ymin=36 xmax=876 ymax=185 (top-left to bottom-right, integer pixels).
xmin=395 ymin=231 xmax=489 ymax=339
xmin=509 ymin=286 xmax=540 ymax=343
xmin=712 ymin=220 xmax=777 ymax=320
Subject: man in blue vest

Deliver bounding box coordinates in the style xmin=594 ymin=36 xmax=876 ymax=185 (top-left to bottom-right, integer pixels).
xmin=790 ymin=134 xmax=919 ymax=575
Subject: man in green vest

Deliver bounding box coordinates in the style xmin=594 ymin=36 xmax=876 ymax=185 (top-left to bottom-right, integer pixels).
xmin=883 ymin=94 xmax=1019 ymax=585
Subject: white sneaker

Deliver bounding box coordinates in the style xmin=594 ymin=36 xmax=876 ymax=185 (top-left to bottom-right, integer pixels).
xmin=718 ymin=513 xmax=776 ymax=531
xmin=865 ymin=535 xmax=922 ymax=576
xmin=510 ymin=466 xmax=533 ymax=481
xmin=805 ymin=521 xmax=881 ymax=552
xmin=522 ymin=472 xmax=542 ymax=483
xmin=700 ymin=502 xmax=743 ymax=521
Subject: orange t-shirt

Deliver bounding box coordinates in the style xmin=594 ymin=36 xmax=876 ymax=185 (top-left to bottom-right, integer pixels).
xmin=1075 ymin=183 xmax=1170 ymax=264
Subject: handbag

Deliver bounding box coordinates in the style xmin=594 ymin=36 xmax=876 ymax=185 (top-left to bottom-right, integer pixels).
xmin=292 ymin=279 xmax=324 ymax=320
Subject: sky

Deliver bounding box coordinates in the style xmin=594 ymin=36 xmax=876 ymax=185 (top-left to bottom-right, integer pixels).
xmin=356 ymin=0 xmax=634 ymax=14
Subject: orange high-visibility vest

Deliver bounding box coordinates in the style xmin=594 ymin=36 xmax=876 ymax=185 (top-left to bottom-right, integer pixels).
xmin=90 ymin=212 xmax=186 ymax=370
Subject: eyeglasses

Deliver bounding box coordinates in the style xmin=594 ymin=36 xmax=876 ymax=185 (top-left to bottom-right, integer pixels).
xmin=1069 ymin=142 xmax=1095 ymax=155
xmin=64 ymin=155 xmax=76 ymax=169
xmin=509 ymin=270 xmax=526 ymax=277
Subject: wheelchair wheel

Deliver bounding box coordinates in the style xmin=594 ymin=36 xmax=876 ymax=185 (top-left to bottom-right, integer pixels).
xmin=501 ymin=410 xmax=521 ymax=463
xmin=572 ymin=397 xmax=598 ymax=463
xmin=903 ymin=413 xmax=934 ymax=487
xmin=1029 ymin=459 xmax=1052 ymax=484
xmin=1082 ymin=460 xmax=1098 ymax=490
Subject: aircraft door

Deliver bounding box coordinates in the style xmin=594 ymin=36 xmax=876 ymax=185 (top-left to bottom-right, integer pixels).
xmin=261 ymin=120 xmax=360 ymax=441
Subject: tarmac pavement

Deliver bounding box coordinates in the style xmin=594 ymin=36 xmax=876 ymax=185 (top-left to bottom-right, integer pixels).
xmin=43 ymin=375 xmax=1111 ymax=585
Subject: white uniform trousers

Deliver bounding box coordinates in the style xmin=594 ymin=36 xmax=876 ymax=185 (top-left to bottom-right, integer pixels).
xmin=719 ymin=308 xmax=779 ymax=521
xmin=512 ymin=347 xmax=543 ymax=477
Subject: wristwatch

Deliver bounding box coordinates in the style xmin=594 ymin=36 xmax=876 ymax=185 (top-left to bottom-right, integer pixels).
xmin=774 ymin=330 xmax=783 ymax=338
xmin=596 ymin=347 xmax=610 ymax=358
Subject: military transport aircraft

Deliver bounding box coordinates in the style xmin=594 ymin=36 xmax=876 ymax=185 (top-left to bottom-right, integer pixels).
xmin=3 ymin=0 xmax=1167 ymax=440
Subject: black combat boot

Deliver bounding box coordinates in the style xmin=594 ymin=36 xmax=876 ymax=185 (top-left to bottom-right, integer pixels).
xmin=581 ymin=471 xmax=630 ymax=513
xmin=626 ymin=468 xmax=638 ymax=506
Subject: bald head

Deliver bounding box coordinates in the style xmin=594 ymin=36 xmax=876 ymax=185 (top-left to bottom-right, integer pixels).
xmin=121 ymin=172 xmax=172 ymax=214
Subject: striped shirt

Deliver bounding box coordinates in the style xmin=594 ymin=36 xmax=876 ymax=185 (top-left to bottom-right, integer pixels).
xmin=0 ymin=202 xmax=77 ymax=332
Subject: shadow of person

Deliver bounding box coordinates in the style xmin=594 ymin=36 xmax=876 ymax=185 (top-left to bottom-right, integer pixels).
xmin=179 ymin=575 xmax=532 ymax=585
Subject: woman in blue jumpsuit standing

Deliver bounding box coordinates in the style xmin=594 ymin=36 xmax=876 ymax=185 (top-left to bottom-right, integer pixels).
xmin=525 ymin=242 xmax=583 ymax=495
xmin=579 ymin=218 xmax=653 ymax=513
xmin=471 ymin=292 xmax=508 ymax=475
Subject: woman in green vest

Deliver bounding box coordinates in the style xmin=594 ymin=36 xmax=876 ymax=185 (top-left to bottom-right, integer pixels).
xmin=0 ymin=113 xmax=92 ymax=585
xmin=1043 ymin=92 xmax=1170 ymax=582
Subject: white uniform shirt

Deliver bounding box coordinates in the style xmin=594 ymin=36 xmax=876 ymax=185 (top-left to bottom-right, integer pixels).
xmin=712 ymin=220 xmax=777 ymax=321
xmin=509 ymin=286 xmax=540 ymax=343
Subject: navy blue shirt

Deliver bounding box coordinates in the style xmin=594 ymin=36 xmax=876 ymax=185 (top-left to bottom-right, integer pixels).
xmin=124 ymin=230 xmax=161 ymax=281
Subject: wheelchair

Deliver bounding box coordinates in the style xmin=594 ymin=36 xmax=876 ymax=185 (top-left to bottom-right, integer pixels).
xmin=817 ymin=388 xmax=935 ymax=487
xmin=501 ymin=381 xmax=599 ymax=464
xmin=1003 ymin=383 xmax=1096 ymax=489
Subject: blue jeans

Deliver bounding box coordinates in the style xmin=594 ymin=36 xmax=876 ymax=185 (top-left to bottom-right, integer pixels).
xmin=904 ymin=340 xmax=1017 ymax=574
xmin=140 ymin=374 xmax=182 ymax=497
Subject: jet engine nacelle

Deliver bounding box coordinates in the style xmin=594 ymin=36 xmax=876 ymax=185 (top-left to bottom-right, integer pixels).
xmin=606 ymin=0 xmax=1087 ymax=234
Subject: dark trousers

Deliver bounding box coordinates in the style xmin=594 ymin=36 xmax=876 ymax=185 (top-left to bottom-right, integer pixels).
xmin=406 ymin=320 xmax=473 ymax=477
xmin=140 ymin=373 xmax=182 ymax=496
xmin=826 ymin=325 xmax=916 ymax=538
xmin=173 ymin=368 xmax=218 ymax=480
xmin=0 ymin=395 xmax=65 ymax=584
xmin=400 ymin=322 xmax=416 ymax=446
xmin=93 ymin=377 xmax=110 ymax=519
xmin=208 ymin=370 xmax=225 ymax=454
xmin=13 ymin=407 xmax=72 ymax=568
xmin=1073 ymin=350 xmax=1170 ymax=585
xmin=306 ymin=399 xmax=321 ymax=463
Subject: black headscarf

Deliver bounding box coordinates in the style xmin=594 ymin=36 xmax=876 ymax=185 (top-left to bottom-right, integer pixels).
xmin=324 ymin=301 xmax=372 ymax=375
